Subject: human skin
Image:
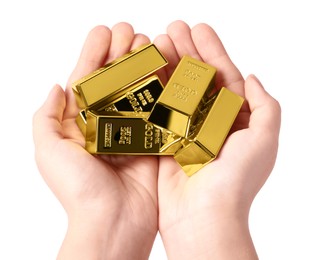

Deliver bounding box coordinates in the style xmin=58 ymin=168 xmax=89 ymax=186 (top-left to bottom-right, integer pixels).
xmin=33 ymin=22 xmax=159 ymax=260
xmin=153 ymin=20 xmax=281 ymax=260
xmin=33 ymin=20 xmax=281 ymax=260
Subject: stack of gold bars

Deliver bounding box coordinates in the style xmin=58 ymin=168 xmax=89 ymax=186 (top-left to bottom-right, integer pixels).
xmin=72 ymin=44 xmax=244 ymax=176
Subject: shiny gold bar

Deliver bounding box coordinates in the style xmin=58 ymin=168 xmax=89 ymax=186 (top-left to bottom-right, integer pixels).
xmin=72 ymin=44 xmax=167 ymax=109
xmin=85 ymin=111 xmax=182 ymax=155
xmin=100 ymin=75 xmax=164 ymax=113
xmin=75 ymin=75 xmax=164 ymax=137
xmin=147 ymin=56 xmax=216 ymax=137
xmin=174 ymin=87 xmax=244 ymax=176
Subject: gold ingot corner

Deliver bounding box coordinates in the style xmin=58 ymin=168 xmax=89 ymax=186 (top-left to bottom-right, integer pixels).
xmin=174 ymin=87 xmax=244 ymax=176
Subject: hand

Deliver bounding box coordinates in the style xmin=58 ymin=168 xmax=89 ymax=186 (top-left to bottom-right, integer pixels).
xmin=33 ymin=23 xmax=158 ymax=260
xmin=154 ymin=20 xmax=281 ymax=259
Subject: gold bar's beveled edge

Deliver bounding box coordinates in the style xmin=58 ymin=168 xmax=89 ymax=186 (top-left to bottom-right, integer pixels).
xmin=173 ymin=87 xmax=244 ymax=176
xmin=72 ymin=88 xmax=86 ymax=109
xmin=173 ymin=141 xmax=215 ymax=177
xmin=71 ymin=44 xmax=163 ymax=91
xmin=84 ymin=111 xmax=179 ymax=155
xmin=76 ymin=109 xmax=87 ymax=137
xmin=85 ymin=110 xmax=100 ymax=154
xmin=148 ymin=102 xmax=192 ymax=137
xmin=72 ymin=43 xmax=168 ymax=109
xmin=147 ymin=56 xmax=217 ymax=137
xmin=194 ymin=87 xmax=244 ymax=155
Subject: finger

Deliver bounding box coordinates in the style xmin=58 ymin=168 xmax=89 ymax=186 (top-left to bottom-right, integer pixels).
xmin=166 ymin=20 xmax=202 ymax=60
xmin=67 ymin=25 xmax=112 ymax=87
xmin=64 ymin=26 xmax=112 ymax=119
xmin=191 ymin=23 xmax=244 ymax=97
xmin=105 ymin=22 xmax=135 ymax=63
xmin=33 ymin=84 xmax=66 ymax=151
xmin=245 ymin=74 xmax=281 ymax=137
xmin=153 ymin=34 xmax=179 ymax=83
xmin=130 ymin=33 xmax=151 ymax=49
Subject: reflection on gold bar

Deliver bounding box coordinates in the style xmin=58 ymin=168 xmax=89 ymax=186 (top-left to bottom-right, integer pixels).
xmin=174 ymin=87 xmax=244 ymax=176
xmin=75 ymin=75 xmax=164 ymax=137
xmin=86 ymin=111 xmax=182 ymax=155
xmin=76 ymin=109 xmax=87 ymax=136
xmin=72 ymin=44 xmax=167 ymax=109
xmin=148 ymin=56 xmax=216 ymax=137
xmin=101 ymin=75 xmax=164 ymax=113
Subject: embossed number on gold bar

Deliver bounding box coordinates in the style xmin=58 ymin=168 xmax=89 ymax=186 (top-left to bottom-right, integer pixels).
xmin=101 ymin=75 xmax=164 ymax=113
xmin=85 ymin=111 xmax=182 ymax=155
xmin=71 ymin=45 xmax=245 ymax=177
xmin=148 ymin=55 xmax=216 ymax=137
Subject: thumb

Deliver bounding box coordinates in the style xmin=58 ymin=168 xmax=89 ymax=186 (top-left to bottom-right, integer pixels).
xmin=33 ymin=84 xmax=66 ymax=150
xmin=245 ymin=74 xmax=281 ymax=138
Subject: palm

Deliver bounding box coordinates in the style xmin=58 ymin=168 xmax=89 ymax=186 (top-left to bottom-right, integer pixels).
xmin=55 ymin=115 xmax=158 ymax=216
xmin=35 ymin=23 xmax=159 ymax=235
xmin=157 ymin=123 xmax=266 ymax=228
xmin=153 ymin=21 xmax=279 ymax=234
xmin=59 ymin=111 xmax=158 ymax=207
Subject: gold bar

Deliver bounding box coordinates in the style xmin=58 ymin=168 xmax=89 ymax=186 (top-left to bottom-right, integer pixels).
xmin=147 ymin=56 xmax=216 ymax=137
xmin=174 ymin=87 xmax=244 ymax=176
xmin=86 ymin=111 xmax=182 ymax=155
xmin=75 ymin=75 xmax=164 ymax=137
xmin=100 ymin=75 xmax=164 ymax=113
xmin=72 ymin=44 xmax=167 ymax=109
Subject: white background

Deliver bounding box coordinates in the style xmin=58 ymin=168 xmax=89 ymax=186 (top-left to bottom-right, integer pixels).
xmin=0 ymin=0 xmax=308 ymax=259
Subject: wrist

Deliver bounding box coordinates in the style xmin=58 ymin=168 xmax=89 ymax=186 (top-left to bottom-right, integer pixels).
xmin=160 ymin=206 xmax=258 ymax=260
xmin=57 ymin=210 xmax=157 ymax=260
